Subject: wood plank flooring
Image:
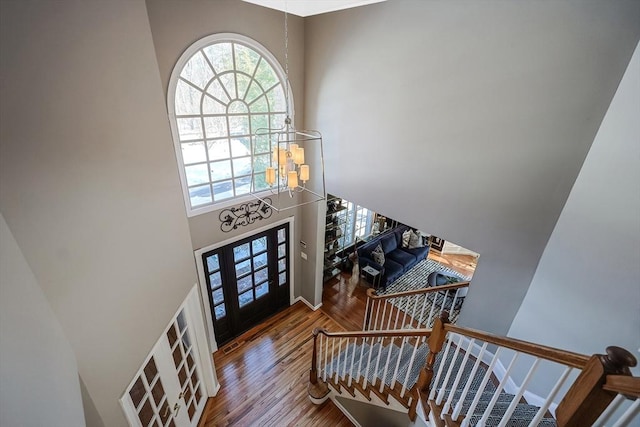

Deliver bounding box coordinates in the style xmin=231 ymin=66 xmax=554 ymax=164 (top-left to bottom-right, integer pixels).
xmin=199 ymin=302 xmax=354 ymax=427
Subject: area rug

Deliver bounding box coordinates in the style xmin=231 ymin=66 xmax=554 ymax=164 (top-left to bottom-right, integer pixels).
xmin=377 ymin=258 xmax=471 ymax=326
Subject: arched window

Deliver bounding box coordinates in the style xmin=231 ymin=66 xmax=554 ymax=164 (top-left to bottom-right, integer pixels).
xmin=168 ymin=33 xmax=289 ymax=216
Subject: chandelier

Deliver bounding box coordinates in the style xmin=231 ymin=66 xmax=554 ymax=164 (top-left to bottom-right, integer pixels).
xmin=250 ymin=9 xmax=325 ymax=212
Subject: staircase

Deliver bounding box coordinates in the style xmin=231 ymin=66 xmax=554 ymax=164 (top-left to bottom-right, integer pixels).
xmin=308 ymin=284 xmax=640 ymax=426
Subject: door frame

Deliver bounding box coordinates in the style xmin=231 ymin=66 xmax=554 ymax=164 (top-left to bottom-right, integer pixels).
xmin=195 ymin=216 xmax=296 ymax=352
xmin=119 ymin=284 xmax=219 ymax=426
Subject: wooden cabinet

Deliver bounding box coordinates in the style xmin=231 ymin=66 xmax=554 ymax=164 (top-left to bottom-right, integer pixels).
xmin=323 ymin=195 xmax=347 ymax=282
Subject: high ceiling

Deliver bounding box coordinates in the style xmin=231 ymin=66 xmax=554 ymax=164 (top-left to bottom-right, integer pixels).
xmin=242 ymin=0 xmax=386 ymax=17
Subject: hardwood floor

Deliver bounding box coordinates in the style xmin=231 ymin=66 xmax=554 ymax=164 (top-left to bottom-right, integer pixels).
xmin=199 ymin=302 xmax=354 ymax=426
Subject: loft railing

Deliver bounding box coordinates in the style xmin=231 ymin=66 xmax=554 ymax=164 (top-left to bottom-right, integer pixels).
xmin=423 ymin=314 xmax=638 ymax=427
xmin=309 ymin=312 xmax=639 ymax=426
xmin=308 ymin=327 xmax=433 ymax=421
xmin=363 ymin=282 xmax=470 ymax=331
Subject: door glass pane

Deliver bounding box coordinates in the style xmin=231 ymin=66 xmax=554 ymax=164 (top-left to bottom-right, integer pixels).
xmin=214 ymin=304 xmax=226 ymax=320
xmin=212 ymin=288 xmax=224 ymax=305
xmin=277 ymin=228 xmax=286 ymax=243
xmin=209 ymin=272 xmax=222 ymax=289
xmin=237 ymin=275 xmax=253 ymax=293
xmin=238 ymin=290 xmax=253 ymax=307
xmin=254 ymin=267 xmax=268 ymax=284
xmin=278 ymin=243 xmax=286 ymax=258
xmin=253 ymin=252 xmax=267 ymax=269
xmin=235 ymin=259 xmax=251 ymax=277
xmin=278 ymin=258 xmax=286 ymax=273
xmin=252 ymin=236 xmax=267 ymax=253
xmin=279 ymin=271 xmax=286 ymax=286
xmin=206 ymin=254 xmax=219 ymax=273
xmin=255 ymin=282 xmax=268 ymax=299
xmin=233 ymin=243 xmax=250 ymax=261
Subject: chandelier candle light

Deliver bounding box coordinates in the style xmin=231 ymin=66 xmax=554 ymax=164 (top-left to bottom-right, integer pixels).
xmin=250 ymin=8 xmax=325 ymax=212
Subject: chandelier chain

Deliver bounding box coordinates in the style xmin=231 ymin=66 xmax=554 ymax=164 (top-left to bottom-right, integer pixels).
xmin=284 ymin=5 xmax=291 ymax=122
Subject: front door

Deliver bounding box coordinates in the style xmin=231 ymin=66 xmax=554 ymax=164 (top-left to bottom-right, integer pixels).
xmin=202 ymin=223 xmax=290 ymax=346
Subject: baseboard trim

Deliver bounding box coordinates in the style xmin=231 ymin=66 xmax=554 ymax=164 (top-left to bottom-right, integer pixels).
xmin=331 ymin=395 xmax=363 ymax=427
xmin=294 ymin=296 xmax=322 ymax=311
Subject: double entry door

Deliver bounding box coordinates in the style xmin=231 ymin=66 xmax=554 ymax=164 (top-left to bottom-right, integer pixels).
xmin=121 ymin=304 xmax=207 ymax=427
xmin=202 ymin=223 xmax=290 ymax=346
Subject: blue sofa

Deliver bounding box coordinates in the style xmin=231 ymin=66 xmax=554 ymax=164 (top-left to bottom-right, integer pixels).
xmin=357 ymin=226 xmax=430 ymax=290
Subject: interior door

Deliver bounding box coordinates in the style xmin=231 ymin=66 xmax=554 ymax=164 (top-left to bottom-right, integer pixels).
xmin=121 ymin=307 xmax=207 ymax=427
xmin=202 ymin=223 xmax=290 ymax=346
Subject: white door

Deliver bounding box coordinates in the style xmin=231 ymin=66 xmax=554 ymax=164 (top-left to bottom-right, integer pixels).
xmin=121 ymin=307 xmax=208 ymax=427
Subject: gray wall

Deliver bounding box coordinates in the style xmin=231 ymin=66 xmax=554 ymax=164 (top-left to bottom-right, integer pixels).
xmin=145 ymin=0 xmax=321 ymax=303
xmin=0 ymin=1 xmax=197 ymax=425
xmin=0 ymin=214 xmax=86 ymax=427
xmin=508 ymin=42 xmax=640 ymax=384
xmin=304 ymin=0 xmax=640 ymax=334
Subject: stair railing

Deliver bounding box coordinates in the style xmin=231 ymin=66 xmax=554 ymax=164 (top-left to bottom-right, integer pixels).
xmin=420 ymin=313 xmax=639 ymax=427
xmin=363 ymin=282 xmax=470 ymax=331
xmin=308 ymin=327 xmax=434 ymax=421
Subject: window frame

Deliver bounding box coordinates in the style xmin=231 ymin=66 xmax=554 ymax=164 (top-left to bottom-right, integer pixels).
xmin=167 ymin=33 xmax=294 ymax=217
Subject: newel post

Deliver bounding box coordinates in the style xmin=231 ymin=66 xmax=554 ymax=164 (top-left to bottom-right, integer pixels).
xmin=556 ymin=346 xmax=637 ymax=427
xmin=308 ymin=328 xmax=330 ymax=404
xmin=416 ymin=312 xmax=450 ymax=401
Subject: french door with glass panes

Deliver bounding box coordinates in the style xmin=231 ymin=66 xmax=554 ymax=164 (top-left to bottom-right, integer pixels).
xmin=121 ymin=307 xmax=207 ymax=427
xmin=203 ymin=223 xmax=290 ymax=345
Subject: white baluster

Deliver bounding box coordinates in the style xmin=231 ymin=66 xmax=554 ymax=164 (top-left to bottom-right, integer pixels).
xmin=348 ymin=338 xmax=358 ymax=386
xmin=478 ymin=351 xmax=520 ymax=426
xmin=409 ymin=292 xmax=420 ymax=326
xmin=337 ymin=338 xmax=344 ymax=380
xmin=450 ymin=289 xmax=460 ymax=317
xmin=436 ymin=334 xmax=465 ymax=405
xmin=391 ymin=337 xmax=407 ymax=389
xmin=453 ymin=342 xmax=489 ymax=421
xmin=460 ymin=347 xmax=503 ymax=427
xmin=318 ymin=334 xmax=324 ymax=383
xmin=443 ymin=338 xmax=476 ymax=414
xmin=611 ymin=397 xmax=640 ymax=427
xmin=363 ymin=297 xmax=371 ymax=331
xmin=363 ymin=334 xmax=375 ymax=390
xmin=400 ymin=296 xmax=409 ymax=328
xmin=426 ymin=292 xmax=437 ymax=328
xmin=356 ymin=336 xmax=367 ymax=387
xmin=593 ymin=394 xmax=626 ymax=427
xmin=401 ymin=338 xmax=422 ymax=398
xmin=330 ymin=338 xmax=336 ymax=382
xmin=429 ymin=334 xmax=455 ymax=401
xmin=385 ymin=302 xmax=394 ymax=330
xmin=372 ymin=300 xmax=381 ymax=331
xmin=392 ymin=299 xmax=402 ymax=329
xmin=323 ymin=335 xmax=329 ymax=382
xmin=528 ymin=365 xmax=572 ymax=426
xmin=498 ymin=358 xmax=541 ymax=427
xmin=439 ymin=290 xmax=450 ymax=315
xmin=416 ymin=293 xmax=429 ymax=329
xmin=379 ymin=301 xmax=388 ymax=332
xmin=380 ymin=337 xmax=396 ymax=393
xmin=373 ymin=337 xmax=386 ymax=389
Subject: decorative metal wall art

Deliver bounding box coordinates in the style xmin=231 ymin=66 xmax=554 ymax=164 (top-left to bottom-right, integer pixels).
xmin=219 ymin=198 xmax=273 ymax=232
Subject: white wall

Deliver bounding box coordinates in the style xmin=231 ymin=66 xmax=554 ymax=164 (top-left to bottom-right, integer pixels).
xmin=0 ymin=214 xmax=86 ymax=427
xmin=0 ymin=1 xmax=198 ymax=425
xmin=304 ymin=0 xmax=640 ymax=334
xmin=509 ymin=42 xmax=640 ymax=374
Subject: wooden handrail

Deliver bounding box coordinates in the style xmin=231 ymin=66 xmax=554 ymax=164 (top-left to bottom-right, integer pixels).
xmin=366 ymin=281 xmax=470 ymax=300
xmin=445 ymin=323 xmax=590 ymax=369
xmin=603 ymin=375 xmax=640 ymax=399
xmin=313 ymin=327 xmax=432 ymax=339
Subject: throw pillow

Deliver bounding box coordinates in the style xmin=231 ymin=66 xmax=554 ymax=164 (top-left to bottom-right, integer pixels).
xmin=401 ymin=230 xmax=411 ymax=248
xmin=407 ymin=230 xmax=424 ymax=249
xmin=371 ymin=244 xmax=385 ymax=266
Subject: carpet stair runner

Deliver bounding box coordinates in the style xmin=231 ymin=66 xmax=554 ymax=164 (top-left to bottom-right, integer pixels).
xmin=323 ymin=341 xmax=557 ymax=426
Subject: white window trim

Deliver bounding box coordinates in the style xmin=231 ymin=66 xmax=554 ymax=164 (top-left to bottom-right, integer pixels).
xmin=167 ymin=33 xmax=294 ymax=217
